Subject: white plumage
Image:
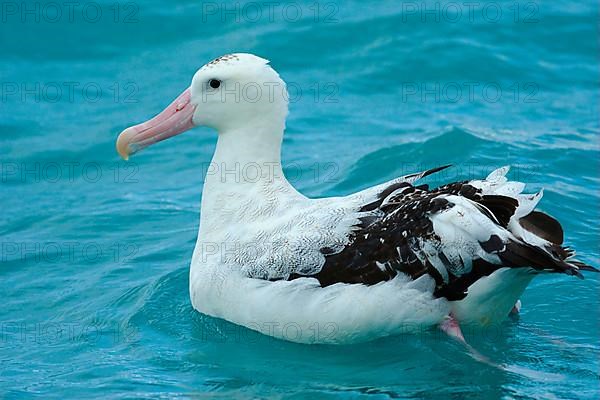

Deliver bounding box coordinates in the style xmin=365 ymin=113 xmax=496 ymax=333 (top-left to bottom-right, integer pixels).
xmin=190 ymin=164 xmax=541 ymax=343
xmin=116 ymin=53 xmax=595 ymax=344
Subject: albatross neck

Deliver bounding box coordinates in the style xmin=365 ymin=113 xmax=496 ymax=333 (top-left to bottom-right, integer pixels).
xmin=215 ymin=127 xmax=282 ymax=162
xmin=207 ymin=119 xmax=288 ymax=187
xmin=199 ymin=119 xmax=304 ymax=231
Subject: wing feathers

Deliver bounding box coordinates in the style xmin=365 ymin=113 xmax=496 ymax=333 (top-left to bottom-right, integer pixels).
xmin=286 ymin=165 xmax=596 ymax=300
xmin=519 ymin=210 xmax=564 ymax=245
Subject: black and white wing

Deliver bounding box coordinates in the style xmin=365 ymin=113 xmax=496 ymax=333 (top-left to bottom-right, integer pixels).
xmin=288 ymin=166 xmax=597 ymax=300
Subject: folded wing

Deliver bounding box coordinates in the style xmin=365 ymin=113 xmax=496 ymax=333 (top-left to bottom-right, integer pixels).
xmin=288 ymin=166 xmax=597 ymax=300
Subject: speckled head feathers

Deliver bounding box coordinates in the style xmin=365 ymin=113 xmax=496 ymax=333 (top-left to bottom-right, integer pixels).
xmin=201 ymin=53 xmax=270 ymax=71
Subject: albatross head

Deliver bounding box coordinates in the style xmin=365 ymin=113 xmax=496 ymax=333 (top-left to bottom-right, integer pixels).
xmin=116 ymin=53 xmax=289 ymax=160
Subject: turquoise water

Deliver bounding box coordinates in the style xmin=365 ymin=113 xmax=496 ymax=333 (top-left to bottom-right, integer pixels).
xmin=1 ymin=0 xmax=599 ymax=398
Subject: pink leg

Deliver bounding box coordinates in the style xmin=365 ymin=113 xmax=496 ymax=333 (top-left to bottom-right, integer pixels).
xmin=440 ymin=314 xmax=495 ymax=367
xmin=440 ymin=313 xmax=465 ymax=343
xmin=439 ymin=312 xmax=566 ymax=380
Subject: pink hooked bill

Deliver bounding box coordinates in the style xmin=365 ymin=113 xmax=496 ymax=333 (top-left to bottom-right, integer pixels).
xmin=116 ymin=88 xmax=196 ymax=160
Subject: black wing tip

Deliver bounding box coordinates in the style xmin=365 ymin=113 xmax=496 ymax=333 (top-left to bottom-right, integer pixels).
xmin=499 ymin=241 xmax=597 ymax=280
xmin=404 ymin=164 xmax=453 ymax=180
xmin=570 ymin=268 xmax=585 ymax=280
xmin=421 ymin=164 xmax=453 ymax=179
xmin=571 ymin=261 xmax=599 ymax=274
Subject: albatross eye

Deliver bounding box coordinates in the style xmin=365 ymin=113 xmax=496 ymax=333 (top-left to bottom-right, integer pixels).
xmin=209 ymin=79 xmax=221 ymax=89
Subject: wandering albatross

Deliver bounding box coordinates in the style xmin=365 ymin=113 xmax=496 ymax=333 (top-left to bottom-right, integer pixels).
xmin=116 ymin=53 xmax=596 ymax=344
